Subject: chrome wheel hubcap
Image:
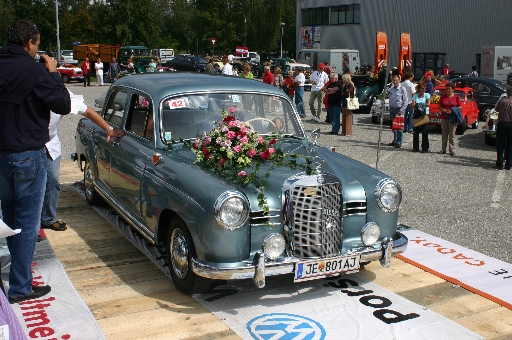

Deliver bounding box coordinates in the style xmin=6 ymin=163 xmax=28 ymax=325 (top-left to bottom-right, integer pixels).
xmin=170 ymin=229 xmax=189 ymax=279
xmin=84 ymin=165 xmax=94 ymax=199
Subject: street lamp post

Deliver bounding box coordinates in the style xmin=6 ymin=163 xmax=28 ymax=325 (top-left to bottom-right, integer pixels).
xmin=280 ymin=23 xmax=285 ymax=58
xmin=56 ymin=0 xmax=61 ymax=63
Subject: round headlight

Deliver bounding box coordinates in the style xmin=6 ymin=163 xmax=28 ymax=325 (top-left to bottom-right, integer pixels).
xmin=375 ymin=99 xmax=383 ymax=108
xmin=262 ymin=233 xmax=286 ymax=260
xmin=361 ymin=222 xmax=381 ymax=246
xmin=214 ymin=192 xmax=249 ymax=230
xmin=375 ymin=178 xmax=402 ymax=212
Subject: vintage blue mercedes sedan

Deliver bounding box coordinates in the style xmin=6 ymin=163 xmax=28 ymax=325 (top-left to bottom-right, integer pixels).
xmin=74 ymin=72 xmax=408 ymax=294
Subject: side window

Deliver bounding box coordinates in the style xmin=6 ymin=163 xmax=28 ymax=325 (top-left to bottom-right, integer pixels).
xmin=126 ymin=93 xmax=154 ymax=140
xmin=104 ymin=90 xmax=127 ymax=127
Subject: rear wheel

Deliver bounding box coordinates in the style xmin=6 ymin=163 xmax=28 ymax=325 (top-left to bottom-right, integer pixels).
xmin=84 ymin=160 xmax=103 ymax=206
xmin=61 ymin=74 xmax=69 ymax=83
xmin=167 ymin=217 xmax=212 ymax=294
xmin=471 ymin=118 xmax=479 ymax=129
xmin=253 ymin=68 xmax=261 ymax=78
xmin=455 ymin=117 xmax=467 ymax=135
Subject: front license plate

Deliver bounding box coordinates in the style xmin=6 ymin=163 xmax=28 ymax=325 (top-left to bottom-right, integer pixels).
xmin=294 ymin=254 xmax=361 ymax=282
xmin=430 ymin=118 xmax=441 ymax=123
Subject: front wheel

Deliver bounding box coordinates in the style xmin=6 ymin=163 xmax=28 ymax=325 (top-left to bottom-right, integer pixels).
xmin=167 ymin=218 xmax=212 ymax=294
xmin=61 ymin=74 xmax=69 ymax=83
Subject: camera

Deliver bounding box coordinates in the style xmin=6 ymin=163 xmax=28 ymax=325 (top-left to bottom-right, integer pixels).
xmin=38 ymin=50 xmax=54 ymax=64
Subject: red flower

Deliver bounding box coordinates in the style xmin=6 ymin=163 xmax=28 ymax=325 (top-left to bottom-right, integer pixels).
xmin=220 ymin=158 xmax=227 ymax=167
xmin=223 ymin=115 xmax=235 ymax=123
xmin=268 ymin=138 xmax=277 ymax=145
xmin=193 ymin=140 xmax=199 ymax=149
xmin=259 ymin=150 xmax=270 ymax=161
xmin=202 ymin=147 xmax=210 ymax=159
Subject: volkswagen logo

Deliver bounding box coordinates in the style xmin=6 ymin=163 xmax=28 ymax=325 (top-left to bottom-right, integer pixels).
xmin=247 ymin=313 xmax=326 ymax=340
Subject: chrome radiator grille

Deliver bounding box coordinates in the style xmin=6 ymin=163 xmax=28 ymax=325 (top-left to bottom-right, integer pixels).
xmin=289 ymin=181 xmax=343 ymax=259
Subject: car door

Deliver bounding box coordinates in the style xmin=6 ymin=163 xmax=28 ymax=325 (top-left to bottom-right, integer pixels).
xmin=108 ymin=91 xmax=156 ymax=238
xmin=95 ymin=89 xmax=128 ymax=194
xmin=471 ymin=82 xmax=493 ymax=107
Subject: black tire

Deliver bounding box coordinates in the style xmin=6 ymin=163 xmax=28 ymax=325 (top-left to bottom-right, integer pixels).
xmin=471 ymin=118 xmax=479 ymax=129
xmin=455 ymin=117 xmax=467 ymax=135
xmin=253 ymin=69 xmax=260 ymax=78
xmin=61 ymin=74 xmax=69 ymax=83
xmin=167 ymin=217 xmax=212 ymax=294
xmin=84 ymin=160 xmax=103 ymax=206
xmin=371 ymin=115 xmax=378 ymax=123
xmin=484 ymin=133 xmax=496 ymax=145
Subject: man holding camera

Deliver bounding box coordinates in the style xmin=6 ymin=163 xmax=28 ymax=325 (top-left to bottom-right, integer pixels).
xmin=0 ymin=20 xmax=71 ymax=303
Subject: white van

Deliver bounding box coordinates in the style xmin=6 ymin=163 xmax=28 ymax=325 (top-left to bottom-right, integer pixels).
xmin=297 ymin=49 xmax=360 ymax=74
xmin=151 ymin=49 xmax=175 ymax=63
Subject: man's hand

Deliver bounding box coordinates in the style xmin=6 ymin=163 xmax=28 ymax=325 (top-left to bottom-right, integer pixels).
xmin=398 ymin=111 xmax=402 ymax=116
xmin=106 ymin=128 xmax=124 ymax=143
xmin=40 ymin=54 xmax=58 ymax=73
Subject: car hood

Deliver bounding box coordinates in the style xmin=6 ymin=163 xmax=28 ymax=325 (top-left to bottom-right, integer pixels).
xmin=171 ymin=139 xmax=388 ymax=211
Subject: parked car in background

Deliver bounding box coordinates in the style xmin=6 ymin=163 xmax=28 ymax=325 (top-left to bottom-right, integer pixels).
xmin=166 ymin=55 xmax=207 ymax=72
xmin=60 ymin=50 xmax=74 ymax=62
xmin=428 ymin=85 xmax=479 ymax=135
xmin=482 ymin=93 xmax=506 ymax=145
xmin=74 ymin=72 xmax=408 ymax=294
xmin=450 ymin=77 xmax=508 ymax=120
xmin=252 ymin=58 xmax=293 ymax=78
xmin=352 ymin=75 xmax=380 ymax=111
xmin=371 ymin=98 xmax=390 ymax=123
xmin=57 ymin=64 xmax=84 ymax=83
xmin=284 ymin=63 xmax=313 ymax=91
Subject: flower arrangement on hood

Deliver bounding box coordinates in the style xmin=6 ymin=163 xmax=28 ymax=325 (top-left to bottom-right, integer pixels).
xmin=189 ymin=107 xmax=312 ymax=216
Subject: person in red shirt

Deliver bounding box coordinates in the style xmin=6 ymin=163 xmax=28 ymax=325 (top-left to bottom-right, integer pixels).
xmin=81 ymin=57 xmax=91 ymax=87
xmin=282 ymin=70 xmax=295 ymax=101
xmin=263 ymin=65 xmax=274 ymax=85
xmin=442 ymin=64 xmax=450 ymax=75
xmin=437 ymin=82 xmax=461 ymax=155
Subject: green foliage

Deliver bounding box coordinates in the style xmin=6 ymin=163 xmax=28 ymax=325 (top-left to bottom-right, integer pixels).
xmin=1 ymin=0 xmax=296 ymax=57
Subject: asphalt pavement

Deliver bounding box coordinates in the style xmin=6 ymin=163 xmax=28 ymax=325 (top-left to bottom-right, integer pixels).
xmin=63 ymin=81 xmax=512 ymax=264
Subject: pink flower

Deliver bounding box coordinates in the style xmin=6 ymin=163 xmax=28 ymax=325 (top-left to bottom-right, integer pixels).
xmin=228 ymin=121 xmax=237 ymax=128
xmin=227 ymin=131 xmax=236 ymax=140
xmin=238 ymin=171 xmax=247 ymax=177
xmin=247 ymin=149 xmax=257 ymax=157
xmin=233 ymin=145 xmax=242 ymax=153
xmin=229 ymin=107 xmax=237 ymax=113
xmin=203 ymin=137 xmax=210 ymax=146
xmin=240 ymin=136 xmax=248 ymax=144
xmin=258 ymin=136 xmax=264 ymax=144
xmin=193 ymin=140 xmax=200 ymax=149
xmin=240 ymin=126 xmax=247 ymax=134
xmin=268 ymin=148 xmax=275 ymax=155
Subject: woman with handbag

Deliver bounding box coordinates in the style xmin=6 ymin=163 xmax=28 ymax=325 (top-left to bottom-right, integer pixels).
xmin=340 ymin=73 xmax=356 ymax=136
xmin=411 ymin=82 xmax=431 ymax=153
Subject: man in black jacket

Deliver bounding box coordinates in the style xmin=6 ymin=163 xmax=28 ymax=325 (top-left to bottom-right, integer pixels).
xmin=0 ymin=20 xmax=71 ymax=304
xmin=378 ymin=64 xmax=388 ymax=94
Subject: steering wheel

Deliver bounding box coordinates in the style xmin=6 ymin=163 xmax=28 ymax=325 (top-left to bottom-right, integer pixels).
xmin=246 ymin=117 xmax=277 ymax=131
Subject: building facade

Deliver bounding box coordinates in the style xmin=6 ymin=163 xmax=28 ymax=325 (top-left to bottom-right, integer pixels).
xmin=296 ymin=0 xmax=512 ymax=79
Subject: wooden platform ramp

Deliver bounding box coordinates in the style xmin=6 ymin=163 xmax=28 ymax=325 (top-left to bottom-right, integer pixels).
xmin=44 ymin=161 xmax=511 ymax=340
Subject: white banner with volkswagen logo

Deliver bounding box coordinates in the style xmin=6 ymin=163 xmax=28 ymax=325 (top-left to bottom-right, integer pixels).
xmin=195 ymin=274 xmax=483 ymax=340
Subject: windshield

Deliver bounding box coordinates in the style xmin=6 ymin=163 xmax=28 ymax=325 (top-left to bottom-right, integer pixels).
xmin=191 ymin=56 xmax=207 ymax=63
xmin=352 ymin=75 xmax=376 ymax=87
xmin=132 ymin=49 xmax=150 ymax=57
xmin=160 ymin=93 xmax=304 ymax=143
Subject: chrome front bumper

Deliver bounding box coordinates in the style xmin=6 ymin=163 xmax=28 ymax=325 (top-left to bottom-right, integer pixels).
xmin=192 ymin=232 xmax=408 ymax=288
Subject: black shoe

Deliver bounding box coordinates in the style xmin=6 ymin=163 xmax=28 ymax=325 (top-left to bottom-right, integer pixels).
xmin=388 ymin=142 xmax=396 ymax=146
xmin=329 ymin=131 xmax=338 ymax=135
xmin=493 ymin=165 xmax=504 ymax=170
xmin=37 ymin=235 xmax=46 ymax=242
xmin=8 ymin=285 xmax=51 ymax=304
xmin=394 ymin=144 xmax=402 ymax=148
xmin=412 ymin=149 xmax=419 ymax=152
xmin=421 ymin=150 xmax=430 ymax=153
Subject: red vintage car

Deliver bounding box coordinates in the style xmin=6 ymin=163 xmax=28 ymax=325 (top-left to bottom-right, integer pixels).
xmin=57 ymin=64 xmax=84 ymax=83
xmin=428 ymin=85 xmax=479 ymax=135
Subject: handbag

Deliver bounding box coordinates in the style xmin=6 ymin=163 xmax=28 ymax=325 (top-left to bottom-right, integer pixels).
xmin=391 ymin=115 xmax=405 ymax=131
xmin=413 ymin=115 xmax=430 ymax=127
xmin=347 ymin=97 xmax=360 ymax=110
xmin=413 ymin=104 xmax=426 ymax=119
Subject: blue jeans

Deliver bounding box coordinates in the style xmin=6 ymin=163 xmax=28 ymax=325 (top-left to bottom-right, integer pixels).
xmin=328 ymin=106 xmax=342 ymax=133
xmin=295 ymin=87 xmax=306 ymax=117
xmin=404 ymin=103 xmax=414 ymax=132
xmin=0 ymin=147 xmax=47 ymax=297
xmin=41 ymin=153 xmax=61 ymax=226
xmin=390 ymin=107 xmax=403 ymax=145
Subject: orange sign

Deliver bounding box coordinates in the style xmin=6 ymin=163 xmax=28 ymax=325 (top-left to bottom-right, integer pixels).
xmin=398 ymin=33 xmax=412 ymax=77
xmin=374 ymin=31 xmax=388 ymax=73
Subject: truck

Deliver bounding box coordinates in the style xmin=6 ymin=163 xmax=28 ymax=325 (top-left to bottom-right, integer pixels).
xmin=296 ymin=48 xmax=360 ymax=74
xmin=151 ymin=48 xmax=174 ymax=63
xmin=480 ymin=46 xmax=512 ymax=82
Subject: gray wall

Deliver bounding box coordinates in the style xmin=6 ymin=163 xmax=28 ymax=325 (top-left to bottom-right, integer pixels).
xmin=297 ymin=0 xmax=512 ymax=77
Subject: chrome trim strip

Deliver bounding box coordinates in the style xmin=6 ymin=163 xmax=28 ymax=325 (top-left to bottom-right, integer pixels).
xmin=192 ymin=232 xmax=408 ymax=281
